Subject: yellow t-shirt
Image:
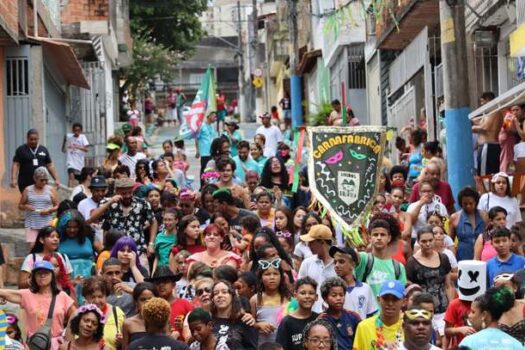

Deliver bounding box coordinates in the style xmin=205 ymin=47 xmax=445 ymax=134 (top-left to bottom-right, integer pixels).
xmin=353 ymin=314 xmax=403 ymax=350
xmin=104 ymin=305 xmax=126 ymax=350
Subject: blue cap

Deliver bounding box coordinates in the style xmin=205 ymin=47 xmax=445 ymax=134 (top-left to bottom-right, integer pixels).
xmin=33 ymin=260 xmax=54 ymax=272
xmin=379 ymin=279 xmax=405 ymax=299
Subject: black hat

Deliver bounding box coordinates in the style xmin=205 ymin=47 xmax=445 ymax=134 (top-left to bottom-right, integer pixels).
xmin=146 ymin=265 xmax=182 ymax=283
xmin=329 ymin=245 xmax=359 ymax=263
xmin=89 ymin=175 xmax=108 ymax=188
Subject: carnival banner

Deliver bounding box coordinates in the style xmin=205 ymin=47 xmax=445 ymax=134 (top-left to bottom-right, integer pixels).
xmin=308 ymin=126 xmax=387 ymax=235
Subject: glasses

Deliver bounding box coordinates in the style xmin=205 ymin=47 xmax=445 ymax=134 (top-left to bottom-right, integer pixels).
xmin=405 ymin=309 xmax=433 ymax=321
xmin=196 ymin=287 xmax=212 ymax=296
xmin=276 ymin=231 xmax=292 ymax=238
xmin=258 ymin=258 xmax=281 ymax=270
xmin=307 ymin=337 xmax=332 ymax=346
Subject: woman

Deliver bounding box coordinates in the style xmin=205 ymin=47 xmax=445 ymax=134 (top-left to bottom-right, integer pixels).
xmin=450 ymin=186 xmax=486 ymax=261
xmin=135 ymin=159 xmax=152 ymax=186
xmin=211 ymin=280 xmax=258 ymax=349
xmin=216 ymin=157 xmax=250 ymax=208
xmin=494 ymin=273 xmax=525 ymax=344
xmin=250 ymin=142 xmax=266 ymax=174
xmin=121 ymin=282 xmax=159 ymax=349
xmin=407 ymin=128 xmax=425 ymax=183
xmin=70 ymin=167 xmax=96 ymax=201
xmin=110 ymin=236 xmax=148 ymax=283
xmin=81 ymin=276 xmax=126 ymax=350
xmin=0 ymin=261 xmax=76 ymax=350
xmin=162 ymin=140 xmax=174 ymax=155
xmin=201 ymin=184 xmax=219 ymax=217
xmin=205 ymin=136 xmax=231 ymax=171
xmin=61 ymin=304 xmax=107 ymax=350
xmin=255 ymin=191 xmax=275 ymax=228
xmin=460 ymin=287 xmax=523 ymax=349
xmin=293 ymin=212 xmax=319 ymax=269
xmin=302 ymin=319 xmax=337 ymax=350
xmin=260 ymin=157 xmax=290 ymax=206
xmin=406 ymin=225 xmax=454 ymax=345
xmin=223 ymin=121 xmax=242 ymax=157
xmin=187 ymin=224 xmax=241 ymax=269
xmin=19 ymin=166 xmax=59 ymax=244
xmin=478 ymin=172 xmax=521 ymax=229
xmin=103 ymin=143 xmax=121 ymax=173
xmin=432 ymin=225 xmax=458 ymax=280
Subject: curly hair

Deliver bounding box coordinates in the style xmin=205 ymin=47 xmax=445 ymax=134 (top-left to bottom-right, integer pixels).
xmin=368 ymin=213 xmax=401 ymax=242
xmin=260 ymin=157 xmax=289 ymax=191
xmin=475 ymin=287 xmax=515 ymax=321
xmin=302 ymin=319 xmax=338 ymax=350
xmin=320 ymin=277 xmax=347 ymax=300
xmin=294 ymin=276 xmax=318 ymax=292
xmin=69 ymin=307 xmax=105 ymax=342
xmin=82 ymin=276 xmax=111 ymax=298
xmin=143 ymin=297 xmax=171 ymax=329
xmin=210 ymin=136 xmax=230 ymax=160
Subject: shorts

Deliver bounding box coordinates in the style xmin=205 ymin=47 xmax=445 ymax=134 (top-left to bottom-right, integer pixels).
xmin=477 ymin=143 xmax=501 ymax=176
xmin=25 ymin=228 xmax=39 ymax=243
xmin=514 ymin=142 xmax=525 ymax=160
xmin=67 ymin=168 xmax=81 ymax=179
xmin=283 ymin=109 xmax=291 ymax=120
xmin=217 ymin=109 xmax=227 ymax=121
xmin=167 ymin=108 xmax=177 ymax=121
xmin=433 ymin=312 xmax=445 ymax=336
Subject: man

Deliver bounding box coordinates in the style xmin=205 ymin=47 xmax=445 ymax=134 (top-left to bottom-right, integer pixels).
xmin=233 ymin=140 xmax=260 ymax=183
xmin=196 ymin=112 xmax=219 ymax=177
xmin=408 ymin=162 xmax=455 ymax=214
xmin=279 ymin=93 xmax=291 ymax=122
xmin=327 ymin=99 xmax=342 ymax=126
xmin=256 ymin=113 xmax=283 ymax=158
xmin=398 ymin=307 xmax=440 ymax=350
xmin=128 ymin=297 xmax=189 ymax=350
xmin=78 ymin=175 xmax=108 ymax=243
xmin=298 ymin=224 xmax=336 ymax=313
xmin=353 ymin=280 xmax=406 ymax=350
xmin=119 ymin=135 xmax=146 ymax=179
xmin=102 ymin=258 xmax=135 ymax=317
xmin=216 ymin=90 xmax=227 ymax=132
xmin=212 ymin=188 xmax=257 ymax=233
xmin=175 ymin=87 xmax=187 ymax=125
xmin=179 ymin=188 xmax=210 ymax=225
xmin=91 ymin=178 xmax=158 ymax=260
xmin=472 ymin=91 xmax=504 ymax=176
xmin=62 ymin=123 xmax=89 ymax=187
xmin=146 ymin=266 xmax=192 ymax=340
xmin=11 ymin=129 xmax=61 ymax=192
xmin=354 ymin=218 xmax=407 ymax=297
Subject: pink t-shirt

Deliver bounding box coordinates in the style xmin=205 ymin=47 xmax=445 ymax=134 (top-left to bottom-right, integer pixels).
xmin=20 ymin=290 xmax=74 ymax=344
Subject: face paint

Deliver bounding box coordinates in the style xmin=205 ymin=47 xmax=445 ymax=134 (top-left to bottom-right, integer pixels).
xmin=457 ymin=260 xmax=487 ymax=301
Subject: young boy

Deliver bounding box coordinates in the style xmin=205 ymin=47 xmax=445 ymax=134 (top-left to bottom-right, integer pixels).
xmin=487 ymin=226 xmax=525 ymax=286
xmin=329 ymin=246 xmax=378 ymax=319
xmin=410 ymin=292 xmax=441 ymax=348
xmin=275 ymin=277 xmax=319 ymax=350
xmin=63 ymin=123 xmax=89 ymax=187
xmin=154 ymin=208 xmax=180 ymax=269
xmin=188 ymin=308 xmax=216 ymax=350
xmin=318 ymin=277 xmax=361 ymax=350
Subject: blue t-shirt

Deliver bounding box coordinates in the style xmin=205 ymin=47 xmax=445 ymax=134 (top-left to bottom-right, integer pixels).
xmin=459 ymin=327 xmax=523 ymax=350
xmin=318 ymin=310 xmax=361 ymax=350
xmin=487 ymin=253 xmax=525 ymax=286
xmin=233 ymin=155 xmax=260 ymax=183
xmin=197 ymin=122 xmax=218 ymax=157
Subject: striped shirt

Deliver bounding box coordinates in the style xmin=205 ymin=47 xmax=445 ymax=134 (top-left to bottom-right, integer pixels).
xmin=25 ymin=185 xmax=53 ymax=229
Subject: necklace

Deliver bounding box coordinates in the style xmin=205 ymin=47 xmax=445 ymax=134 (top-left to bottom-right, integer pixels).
xmin=373 ymin=316 xmax=402 ymax=350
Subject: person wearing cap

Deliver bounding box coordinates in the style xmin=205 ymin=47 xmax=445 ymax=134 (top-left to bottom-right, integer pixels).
xmin=196 ymin=112 xmax=219 ymax=178
xmin=233 ymin=141 xmax=260 ymax=185
xmin=353 ymin=279 xmax=405 ymax=350
xmin=91 ymin=177 xmax=157 ymax=259
xmin=408 ymin=162 xmax=455 ymax=215
xmin=477 ymin=172 xmax=522 ymax=229
xmin=256 ymin=112 xmax=283 ymax=158
xmin=399 ymin=307 xmax=440 ymax=350
xmin=0 ymin=260 xmax=76 ymax=350
xmin=146 ymin=266 xmax=193 ymax=340
xmin=212 ymin=188 xmax=257 ymax=233
xmin=223 ymin=119 xmax=242 ymax=157
xmin=297 ymin=224 xmax=336 ymax=313
xmin=78 ymin=175 xmax=109 ymax=241
xmin=119 ymin=135 xmax=146 ymax=179
xmin=179 ymin=188 xmax=211 ymax=225
xmin=62 ymin=123 xmax=90 ymax=187
xmin=103 ymin=142 xmax=121 ymax=173
xmin=329 ymin=245 xmax=378 ymax=319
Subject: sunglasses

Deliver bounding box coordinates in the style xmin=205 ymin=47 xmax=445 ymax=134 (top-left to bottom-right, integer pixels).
xmin=258 ymin=258 xmax=282 ymax=270
xmin=195 ymin=287 xmax=212 ymax=297
xmin=276 ymin=231 xmax=292 ymax=238
xmin=405 ymin=309 xmax=433 ymax=321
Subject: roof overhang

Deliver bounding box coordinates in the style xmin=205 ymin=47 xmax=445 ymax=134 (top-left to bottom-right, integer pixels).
xmin=297 ymin=49 xmax=322 ymax=75
xmin=27 ymin=36 xmax=90 ymax=89
xmin=469 ymin=81 xmax=525 ymax=119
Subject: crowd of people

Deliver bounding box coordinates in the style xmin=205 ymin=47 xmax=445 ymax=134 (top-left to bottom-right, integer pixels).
xmin=1 ymin=98 xmax=525 ymax=350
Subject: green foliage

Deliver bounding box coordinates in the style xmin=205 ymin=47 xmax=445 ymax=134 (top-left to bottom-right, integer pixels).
xmin=305 ymin=101 xmax=333 ymax=126
xmin=130 ymin=0 xmax=208 ymax=55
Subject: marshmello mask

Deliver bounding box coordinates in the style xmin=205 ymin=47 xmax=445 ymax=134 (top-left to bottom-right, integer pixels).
xmin=457 ymin=260 xmax=487 ymax=301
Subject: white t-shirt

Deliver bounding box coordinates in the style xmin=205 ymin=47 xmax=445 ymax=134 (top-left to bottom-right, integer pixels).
xmin=407 ymin=199 xmax=448 ymax=238
xmin=398 ymin=343 xmax=440 ymax=350
xmin=119 ymin=152 xmax=147 ymax=179
xmin=78 ymin=197 xmax=105 ymax=242
xmin=477 ymin=193 xmax=521 ymax=228
xmin=256 ymin=125 xmax=283 ymax=158
xmin=65 ymin=133 xmax=89 ymax=171
xmin=344 ymin=281 xmax=378 ymax=319
xmin=293 ymin=241 xmax=313 ymax=260
xmin=298 ymin=255 xmax=336 ymax=313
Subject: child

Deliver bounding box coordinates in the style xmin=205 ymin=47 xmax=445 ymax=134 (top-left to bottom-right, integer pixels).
xmin=510 ymin=223 xmax=524 ymax=256
xmin=487 ymin=226 xmax=525 ymax=286
xmin=250 ymin=258 xmax=292 ymax=346
xmin=275 ymin=277 xmax=319 ymax=350
xmin=188 ymin=308 xmax=217 ymax=350
xmin=274 ymin=206 xmax=294 ymax=256
xmin=170 ymin=250 xmax=191 ymax=299
xmin=173 ymin=149 xmax=189 ymax=175
xmin=234 ymin=271 xmax=257 ymax=300
xmin=96 ymin=229 xmax=125 ymax=273
xmin=317 ymin=277 xmax=361 ymax=350
xmin=171 ymin=215 xmax=205 ymax=255
xmin=444 ymin=294 xmax=474 ymax=347
xmin=154 ymin=208 xmax=180 ymax=270
xmin=474 ymin=206 xmax=507 ymax=261
xmin=5 ymin=313 xmax=23 ymax=344
xmin=328 ymin=246 xmax=377 ymax=319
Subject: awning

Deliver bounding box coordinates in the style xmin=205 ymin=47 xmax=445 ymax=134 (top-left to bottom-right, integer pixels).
xmin=297 ymin=49 xmax=322 ymax=75
xmin=27 ymin=36 xmax=90 ymax=89
xmin=468 ymin=81 xmax=525 ymax=119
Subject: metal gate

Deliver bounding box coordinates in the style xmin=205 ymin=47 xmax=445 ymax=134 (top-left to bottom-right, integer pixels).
xmin=3 ymin=45 xmax=32 ymax=186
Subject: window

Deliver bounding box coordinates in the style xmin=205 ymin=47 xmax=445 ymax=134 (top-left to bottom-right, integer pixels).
xmin=348 ymin=44 xmax=366 ymax=89
xmin=6 ymin=58 xmax=29 ymax=96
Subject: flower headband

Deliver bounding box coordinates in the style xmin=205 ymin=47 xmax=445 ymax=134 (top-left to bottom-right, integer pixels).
xmin=258 ymin=258 xmax=282 ymax=270
xmin=76 ymin=304 xmax=106 ymax=324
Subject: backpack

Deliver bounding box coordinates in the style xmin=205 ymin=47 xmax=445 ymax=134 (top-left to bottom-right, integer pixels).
xmin=361 ymin=252 xmax=401 ymax=283
xmin=27 ymin=294 xmax=56 ymax=350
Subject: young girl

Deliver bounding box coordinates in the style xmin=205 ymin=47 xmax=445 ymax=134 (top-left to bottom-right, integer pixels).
xmin=255 ymin=191 xmax=275 ymax=228
xmin=292 ymin=206 xmax=307 ymax=240
xmin=44 ymin=253 xmax=77 ymax=303
xmin=250 ymin=258 xmax=292 ymax=346
xmin=110 ymin=236 xmax=148 ymax=283
xmin=234 ymin=271 xmax=257 ymax=301
xmin=510 ymin=223 xmax=524 ymax=256
xmin=391 ymin=186 xmax=411 ymax=239
xmin=274 ymin=206 xmax=294 ymax=256
xmin=5 ymin=313 xmax=23 ymax=344
xmin=154 ymin=209 xmax=180 ymax=270
xmin=293 ymin=212 xmax=320 ymax=270
xmin=170 ymin=250 xmax=191 ymax=299
xmin=474 ymin=206 xmax=507 ymax=261
xmin=96 ymin=229 xmax=125 ymax=273
xmin=173 ymin=215 xmax=205 ymax=255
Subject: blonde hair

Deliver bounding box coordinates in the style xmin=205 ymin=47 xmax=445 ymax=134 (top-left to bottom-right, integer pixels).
xmin=142 ymin=297 xmax=170 ymax=328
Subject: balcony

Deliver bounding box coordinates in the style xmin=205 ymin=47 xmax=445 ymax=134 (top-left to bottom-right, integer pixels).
xmin=375 ymin=0 xmax=439 ymax=50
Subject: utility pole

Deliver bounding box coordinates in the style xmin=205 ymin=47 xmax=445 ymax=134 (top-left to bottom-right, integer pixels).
xmin=287 ymin=0 xmax=302 ymax=129
xmin=440 ymin=0 xmax=475 ymax=200
xmin=237 ymin=1 xmax=246 ymax=123
xmin=251 ymin=0 xmax=260 ymax=118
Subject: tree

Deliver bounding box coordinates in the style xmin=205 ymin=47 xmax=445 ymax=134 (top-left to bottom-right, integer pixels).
xmin=130 ymin=0 xmax=208 ymax=55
